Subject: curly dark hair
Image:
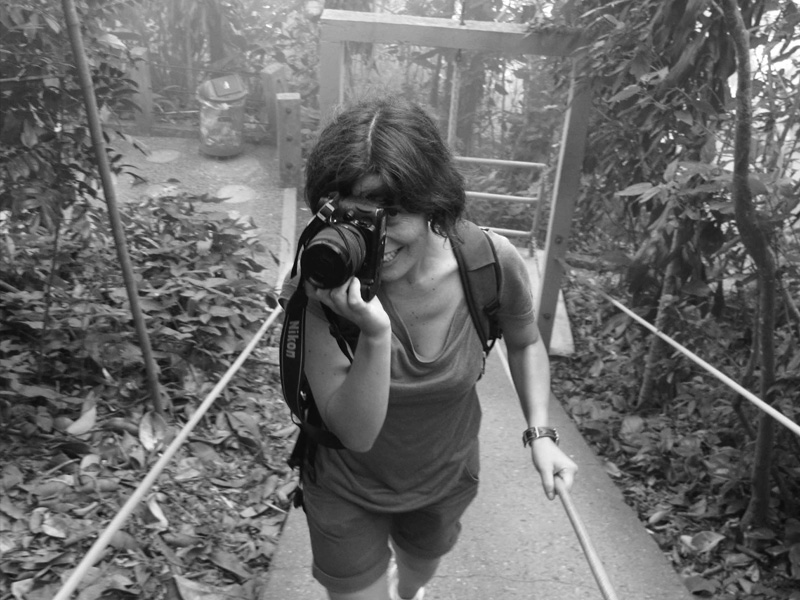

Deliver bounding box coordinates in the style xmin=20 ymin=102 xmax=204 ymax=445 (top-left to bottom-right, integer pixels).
xmin=304 ymin=96 xmax=466 ymax=238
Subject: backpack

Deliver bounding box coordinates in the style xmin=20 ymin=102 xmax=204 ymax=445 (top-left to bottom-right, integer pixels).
xmin=279 ymin=220 xmax=502 ymax=461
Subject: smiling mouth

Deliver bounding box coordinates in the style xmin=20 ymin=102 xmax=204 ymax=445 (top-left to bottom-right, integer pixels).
xmin=382 ymin=248 xmax=400 ymax=264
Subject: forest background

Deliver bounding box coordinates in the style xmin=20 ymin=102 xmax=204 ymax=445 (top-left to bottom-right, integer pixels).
xmin=2 ymin=0 xmax=800 ymax=599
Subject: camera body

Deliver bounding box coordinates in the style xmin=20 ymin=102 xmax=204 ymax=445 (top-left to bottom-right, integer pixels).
xmin=300 ymin=195 xmax=387 ymax=301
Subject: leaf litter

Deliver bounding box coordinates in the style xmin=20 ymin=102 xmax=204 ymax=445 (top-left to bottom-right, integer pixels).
xmin=0 ymin=344 xmax=296 ymax=600
xmin=555 ymin=270 xmax=800 ymax=599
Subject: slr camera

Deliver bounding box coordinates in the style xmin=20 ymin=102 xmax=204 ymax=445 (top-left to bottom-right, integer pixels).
xmin=299 ymin=195 xmax=387 ymax=301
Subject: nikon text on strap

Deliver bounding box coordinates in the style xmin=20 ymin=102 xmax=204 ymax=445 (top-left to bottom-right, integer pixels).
xmin=279 ymin=285 xmax=345 ymax=449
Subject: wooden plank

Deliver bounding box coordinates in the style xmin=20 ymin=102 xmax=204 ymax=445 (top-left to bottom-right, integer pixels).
xmin=456 ymin=156 xmax=546 ymax=169
xmin=487 ymin=227 xmax=530 ymax=237
xmin=276 ymin=93 xmax=302 ymax=188
xmin=275 ymin=187 xmax=298 ymax=290
xmin=466 ymin=191 xmax=538 ymax=203
xmin=261 ymin=63 xmax=289 ymax=137
xmin=320 ymin=10 xmax=584 ymax=57
xmin=536 ymin=71 xmax=591 ymax=351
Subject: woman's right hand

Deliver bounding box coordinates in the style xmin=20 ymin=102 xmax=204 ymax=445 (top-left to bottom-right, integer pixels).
xmin=304 ymin=277 xmax=392 ymax=451
xmin=306 ymin=277 xmax=390 ymax=338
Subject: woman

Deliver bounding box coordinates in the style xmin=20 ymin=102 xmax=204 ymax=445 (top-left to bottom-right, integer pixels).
xmin=285 ymin=96 xmax=578 ymax=600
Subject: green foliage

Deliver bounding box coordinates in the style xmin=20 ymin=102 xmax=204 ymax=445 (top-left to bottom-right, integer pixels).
xmin=121 ymin=0 xmax=254 ymax=106
xmin=570 ymin=0 xmax=800 ymax=268
xmin=246 ymin=1 xmax=322 ymax=110
xmin=1 ymin=0 xmax=140 ymax=225
xmin=567 ymin=0 xmax=800 ymax=395
xmin=0 ymin=196 xmax=274 ymax=402
xmin=127 ymin=197 xmax=273 ymax=373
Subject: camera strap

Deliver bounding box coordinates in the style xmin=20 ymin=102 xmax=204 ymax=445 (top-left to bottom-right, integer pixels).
xmin=288 ymin=197 xmax=358 ymax=362
xmin=321 ymin=305 xmax=356 ymax=362
xmin=290 ymin=200 xmax=337 ymax=280
xmin=279 ymin=284 xmax=345 ymax=449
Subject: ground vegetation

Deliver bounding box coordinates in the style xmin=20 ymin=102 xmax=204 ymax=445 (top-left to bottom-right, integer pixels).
xmin=554 ymin=1 xmax=800 ymax=596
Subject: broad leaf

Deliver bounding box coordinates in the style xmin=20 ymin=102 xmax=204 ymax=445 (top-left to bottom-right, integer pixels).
xmin=66 ymin=405 xmax=97 ymax=437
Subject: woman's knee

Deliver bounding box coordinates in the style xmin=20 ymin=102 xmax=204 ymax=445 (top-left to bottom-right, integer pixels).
xmin=391 ymin=540 xmax=441 ymax=576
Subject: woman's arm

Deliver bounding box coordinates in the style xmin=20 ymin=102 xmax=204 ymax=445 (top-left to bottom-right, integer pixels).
xmin=504 ymin=321 xmax=578 ymax=500
xmin=303 ymin=277 xmax=392 ymax=452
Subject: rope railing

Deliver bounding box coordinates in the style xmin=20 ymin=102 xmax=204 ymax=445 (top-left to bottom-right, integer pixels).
xmin=494 ymin=344 xmax=622 ymax=600
xmin=555 ymin=478 xmax=620 ymax=600
xmin=51 ymin=307 xmax=284 ymax=600
xmin=571 ymin=268 xmax=800 ymax=440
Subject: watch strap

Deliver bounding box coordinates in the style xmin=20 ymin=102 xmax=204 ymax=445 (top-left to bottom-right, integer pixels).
xmin=522 ymin=426 xmax=559 ymax=447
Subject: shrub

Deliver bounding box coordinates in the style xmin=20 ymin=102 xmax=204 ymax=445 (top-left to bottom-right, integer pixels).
xmin=0 ymin=195 xmax=275 ymax=404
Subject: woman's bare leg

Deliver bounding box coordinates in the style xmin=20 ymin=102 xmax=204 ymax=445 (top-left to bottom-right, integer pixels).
xmin=390 ymin=540 xmax=440 ymax=600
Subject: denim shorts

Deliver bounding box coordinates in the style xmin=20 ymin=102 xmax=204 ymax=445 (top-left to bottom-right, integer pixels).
xmin=302 ymin=460 xmax=479 ymax=594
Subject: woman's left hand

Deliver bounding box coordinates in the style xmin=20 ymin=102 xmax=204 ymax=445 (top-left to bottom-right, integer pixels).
xmin=529 ymin=440 xmax=578 ymax=501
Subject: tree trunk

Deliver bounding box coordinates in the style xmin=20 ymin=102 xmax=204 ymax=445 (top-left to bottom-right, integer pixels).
xmin=635 ymin=219 xmax=690 ymax=409
xmin=429 ymin=53 xmax=443 ymax=111
xmin=455 ymin=54 xmax=485 ymax=155
xmin=721 ymin=0 xmax=777 ymax=529
xmin=454 ymin=0 xmax=495 ymax=154
xmin=442 ymin=56 xmax=455 ymax=134
xmin=205 ymin=0 xmax=225 ymax=64
xmin=432 ymin=0 xmax=457 ymax=127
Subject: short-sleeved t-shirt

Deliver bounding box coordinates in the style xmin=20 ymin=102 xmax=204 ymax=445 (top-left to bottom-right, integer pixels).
xmin=282 ymin=229 xmax=536 ymax=512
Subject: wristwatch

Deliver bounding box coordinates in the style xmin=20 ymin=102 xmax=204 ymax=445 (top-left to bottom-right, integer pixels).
xmin=522 ymin=426 xmax=559 ymax=447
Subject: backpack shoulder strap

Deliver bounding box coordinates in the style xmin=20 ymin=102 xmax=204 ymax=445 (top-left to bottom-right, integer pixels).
xmin=452 ymin=221 xmax=503 ymax=354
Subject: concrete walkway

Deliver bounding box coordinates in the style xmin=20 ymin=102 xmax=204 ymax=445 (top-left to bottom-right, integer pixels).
xmin=262 ymin=337 xmax=693 ymax=600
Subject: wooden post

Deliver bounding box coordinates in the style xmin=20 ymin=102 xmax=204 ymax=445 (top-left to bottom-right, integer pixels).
xmin=318 ymin=40 xmax=345 ymax=123
xmin=130 ymin=47 xmax=153 ymax=135
xmin=277 ymin=92 xmax=302 ymax=188
xmin=261 ymin=63 xmax=289 ymax=138
xmin=447 ymin=51 xmax=462 ymax=149
xmin=536 ymin=68 xmax=591 ymax=350
xmin=276 ymin=188 xmax=298 ymax=290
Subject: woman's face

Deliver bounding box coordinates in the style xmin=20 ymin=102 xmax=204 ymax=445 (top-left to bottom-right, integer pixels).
xmin=352 ymin=175 xmax=430 ymax=284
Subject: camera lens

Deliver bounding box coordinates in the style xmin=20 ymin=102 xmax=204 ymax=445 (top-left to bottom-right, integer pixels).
xmin=301 ymin=223 xmax=366 ymax=289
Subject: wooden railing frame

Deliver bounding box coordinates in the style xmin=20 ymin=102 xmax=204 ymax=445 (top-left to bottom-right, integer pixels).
xmin=275 ymin=92 xmax=302 ymax=291
xmin=319 ymin=9 xmax=591 ymax=350
xmin=455 ymin=155 xmax=543 ymax=251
